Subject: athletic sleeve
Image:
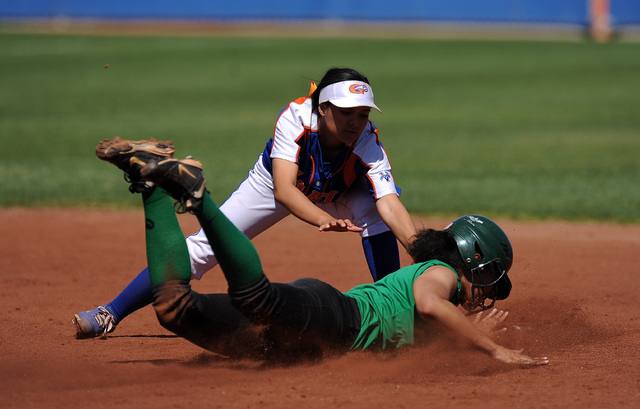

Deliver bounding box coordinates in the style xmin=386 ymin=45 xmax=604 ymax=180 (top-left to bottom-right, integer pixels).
xmin=270 ymin=98 xmax=313 ymax=164
xmin=353 ymin=125 xmax=398 ymax=200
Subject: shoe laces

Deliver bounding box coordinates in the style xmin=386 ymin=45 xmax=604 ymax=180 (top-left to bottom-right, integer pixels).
xmin=173 ymin=196 xmax=203 ymax=215
xmin=123 ymin=172 xmax=154 ymax=194
xmin=173 ymin=199 xmax=188 ymax=214
xmin=95 ymin=306 xmax=115 ymax=338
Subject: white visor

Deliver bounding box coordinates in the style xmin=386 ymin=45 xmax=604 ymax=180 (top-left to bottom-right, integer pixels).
xmin=318 ymin=80 xmax=382 ymax=113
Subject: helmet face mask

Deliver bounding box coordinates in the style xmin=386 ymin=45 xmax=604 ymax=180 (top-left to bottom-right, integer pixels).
xmin=445 ymin=215 xmax=514 ymax=314
xmin=467 ymin=258 xmax=512 ymax=314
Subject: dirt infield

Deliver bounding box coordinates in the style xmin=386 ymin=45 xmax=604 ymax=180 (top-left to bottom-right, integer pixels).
xmin=1 ymin=208 xmax=638 ymax=408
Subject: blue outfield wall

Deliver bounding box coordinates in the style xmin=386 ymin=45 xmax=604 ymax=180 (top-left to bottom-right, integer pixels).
xmin=1 ymin=0 xmax=639 ymax=26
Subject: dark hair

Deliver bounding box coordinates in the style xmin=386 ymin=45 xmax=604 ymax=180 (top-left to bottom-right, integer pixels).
xmin=408 ymin=229 xmax=467 ymax=274
xmin=311 ymin=67 xmax=370 ymax=112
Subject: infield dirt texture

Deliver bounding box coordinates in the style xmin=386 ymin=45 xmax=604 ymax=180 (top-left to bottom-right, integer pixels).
xmin=1 ymin=21 xmax=639 ymax=408
xmin=1 ymin=208 xmax=638 ymax=408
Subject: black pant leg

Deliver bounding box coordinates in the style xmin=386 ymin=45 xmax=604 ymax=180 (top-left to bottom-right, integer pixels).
xmin=228 ymin=275 xmax=361 ymax=362
xmin=152 ymin=280 xmax=265 ymax=359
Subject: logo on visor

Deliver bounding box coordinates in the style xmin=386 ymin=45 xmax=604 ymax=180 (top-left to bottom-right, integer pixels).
xmin=349 ymin=84 xmax=369 ymax=95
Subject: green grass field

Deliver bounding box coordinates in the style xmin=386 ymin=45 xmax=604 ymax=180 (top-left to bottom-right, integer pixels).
xmin=1 ymin=32 xmax=638 ymax=223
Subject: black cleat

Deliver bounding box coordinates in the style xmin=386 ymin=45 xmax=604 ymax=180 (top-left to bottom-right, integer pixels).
xmin=141 ymin=157 xmax=206 ymax=214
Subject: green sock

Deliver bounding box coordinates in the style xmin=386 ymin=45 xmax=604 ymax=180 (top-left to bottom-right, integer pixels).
xmin=195 ymin=191 xmax=263 ymax=288
xmin=143 ymin=188 xmax=192 ymax=286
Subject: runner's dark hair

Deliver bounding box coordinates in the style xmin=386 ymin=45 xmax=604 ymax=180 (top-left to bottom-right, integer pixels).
xmin=408 ymin=229 xmax=468 ymax=275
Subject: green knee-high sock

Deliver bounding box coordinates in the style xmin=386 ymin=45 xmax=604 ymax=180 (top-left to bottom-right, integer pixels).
xmin=143 ymin=188 xmax=192 ymax=287
xmin=195 ymin=191 xmax=263 ymax=288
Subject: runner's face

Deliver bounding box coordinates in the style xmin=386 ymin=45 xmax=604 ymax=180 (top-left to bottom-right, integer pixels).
xmin=461 ymin=284 xmax=496 ymax=313
xmin=318 ymin=103 xmax=371 ymax=147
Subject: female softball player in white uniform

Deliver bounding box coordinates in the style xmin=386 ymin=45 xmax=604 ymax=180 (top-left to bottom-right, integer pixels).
xmin=73 ymin=67 xmax=418 ymax=339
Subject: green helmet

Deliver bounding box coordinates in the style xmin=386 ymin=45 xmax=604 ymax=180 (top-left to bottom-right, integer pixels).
xmin=445 ymin=215 xmax=513 ymax=309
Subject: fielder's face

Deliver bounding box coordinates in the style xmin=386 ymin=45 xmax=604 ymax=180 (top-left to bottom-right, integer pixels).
xmin=318 ymin=103 xmax=371 ymax=147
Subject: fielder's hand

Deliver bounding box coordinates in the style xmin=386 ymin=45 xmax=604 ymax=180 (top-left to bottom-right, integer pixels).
xmin=318 ymin=218 xmax=363 ymax=233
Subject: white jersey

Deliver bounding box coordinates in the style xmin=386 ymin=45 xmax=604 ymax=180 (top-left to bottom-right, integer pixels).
xmin=262 ymin=97 xmax=398 ymax=203
xmin=186 ymin=96 xmax=399 ymax=279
